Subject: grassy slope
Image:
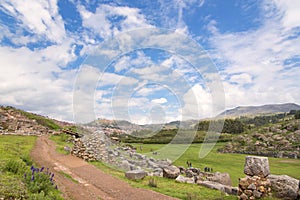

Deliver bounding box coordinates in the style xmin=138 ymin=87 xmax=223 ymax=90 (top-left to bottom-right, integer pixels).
xmin=0 ymin=135 xmax=36 ymax=162
xmin=49 ymin=134 xmax=73 ymax=155
xmin=0 ymin=135 xmax=63 ymax=199
xmin=132 ymin=143 xmax=300 ymax=186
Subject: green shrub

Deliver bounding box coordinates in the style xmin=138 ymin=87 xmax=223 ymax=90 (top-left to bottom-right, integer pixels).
xmin=0 ymin=176 xmax=28 ymax=199
xmin=4 ymin=159 xmax=27 ymax=175
xmin=148 ymin=177 xmax=157 ymax=187
xmin=24 ymin=168 xmax=56 ymax=195
xmin=20 ymin=154 xmax=33 ymax=166
xmin=28 ymin=190 xmax=64 ymax=200
xmin=186 ymin=192 xmax=200 ymax=200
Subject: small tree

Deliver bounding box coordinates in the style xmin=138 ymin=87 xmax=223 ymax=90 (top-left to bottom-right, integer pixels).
xmin=295 ymin=110 xmax=300 ymax=119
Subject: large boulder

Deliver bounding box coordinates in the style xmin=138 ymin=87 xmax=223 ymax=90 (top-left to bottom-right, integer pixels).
xmin=268 ymin=174 xmax=299 ymax=200
xmin=163 ymin=165 xmax=180 ymax=179
xmin=125 ymin=169 xmax=147 ymax=180
xmin=244 ymin=156 xmax=270 ymax=177
xmin=175 ymin=175 xmax=195 ymax=184
xmin=210 ymin=172 xmax=232 ymax=186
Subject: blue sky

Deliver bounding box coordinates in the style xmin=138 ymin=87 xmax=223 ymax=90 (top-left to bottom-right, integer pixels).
xmin=0 ymin=0 xmax=299 ymax=124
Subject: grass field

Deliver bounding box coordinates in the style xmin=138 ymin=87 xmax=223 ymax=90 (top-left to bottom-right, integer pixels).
xmin=131 ymin=143 xmax=300 ymax=186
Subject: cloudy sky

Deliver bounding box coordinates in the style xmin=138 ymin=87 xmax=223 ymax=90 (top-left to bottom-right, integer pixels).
xmin=0 ymin=0 xmax=299 ymax=124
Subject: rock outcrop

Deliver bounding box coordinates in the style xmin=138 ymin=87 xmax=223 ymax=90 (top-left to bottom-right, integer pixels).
xmin=268 ymin=174 xmax=299 ymax=200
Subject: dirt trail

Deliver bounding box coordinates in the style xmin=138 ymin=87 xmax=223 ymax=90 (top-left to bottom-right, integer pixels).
xmin=30 ymin=135 xmax=178 ymax=200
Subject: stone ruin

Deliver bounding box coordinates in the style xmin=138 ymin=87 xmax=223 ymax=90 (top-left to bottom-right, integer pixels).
xmin=71 ymin=131 xmax=172 ymax=176
xmin=71 ymin=131 xmax=239 ymax=195
xmin=71 ymin=131 xmax=300 ymax=199
xmin=239 ymin=156 xmax=300 ymax=200
xmin=0 ymin=107 xmax=58 ymax=136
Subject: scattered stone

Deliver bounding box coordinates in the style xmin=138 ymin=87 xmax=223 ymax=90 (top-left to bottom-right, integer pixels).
xmin=125 ymin=169 xmax=147 ymax=180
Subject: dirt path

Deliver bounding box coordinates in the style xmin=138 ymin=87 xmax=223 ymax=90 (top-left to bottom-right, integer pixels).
xmin=30 ymin=135 xmax=178 ymax=200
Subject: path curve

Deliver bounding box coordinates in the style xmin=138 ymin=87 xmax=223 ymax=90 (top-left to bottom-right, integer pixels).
xmin=30 ymin=135 xmax=178 ymax=200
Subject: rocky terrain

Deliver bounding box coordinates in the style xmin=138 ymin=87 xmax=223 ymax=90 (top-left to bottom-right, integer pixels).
xmin=219 ymin=119 xmax=300 ymax=159
xmin=0 ymin=106 xmax=59 ymax=135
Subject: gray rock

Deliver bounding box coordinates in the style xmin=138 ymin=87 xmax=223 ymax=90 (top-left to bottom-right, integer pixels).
xmin=197 ymin=181 xmax=225 ymax=192
xmin=247 ymin=183 xmax=256 ymax=190
xmin=244 ymin=156 xmax=270 ymax=177
xmin=163 ymin=165 xmax=180 ymax=179
xmin=211 ymin=172 xmax=232 ymax=186
xmin=253 ymin=190 xmax=262 ymax=198
xmin=125 ymin=169 xmax=147 ymax=180
xmin=268 ymin=174 xmax=299 ymax=200
xmin=185 ymin=169 xmax=197 ymax=178
xmin=64 ymin=146 xmax=71 ymax=152
xmin=175 ymin=175 xmax=195 ymax=184
xmin=121 ymin=160 xmax=131 ymax=171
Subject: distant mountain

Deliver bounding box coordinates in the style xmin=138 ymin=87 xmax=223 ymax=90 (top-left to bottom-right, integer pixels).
xmin=218 ymin=103 xmax=300 ymax=118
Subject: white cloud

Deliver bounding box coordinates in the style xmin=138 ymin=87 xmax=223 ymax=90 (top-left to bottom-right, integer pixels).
xmin=151 ymin=98 xmax=168 ymax=104
xmin=229 ymin=73 xmax=252 ymax=85
xmin=182 ymin=84 xmax=213 ymax=119
xmin=271 ymin=0 xmax=300 ymax=29
xmin=207 ymin=0 xmax=300 ymax=109
xmin=0 ymin=0 xmax=66 ymax=43
xmin=78 ymin=4 xmax=152 ymax=39
xmin=0 ymin=45 xmax=76 ymax=121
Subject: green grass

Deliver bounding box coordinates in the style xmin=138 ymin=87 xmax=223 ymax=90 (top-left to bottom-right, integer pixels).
xmin=49 ymin=133 xmax=73 ymax=154
xmin=59 ymin=171 xmax=79 ymax=183
xmin=91 ymin=161 xmax=236 ymax=200
xmin=17 ymin=109 xmax=62 ymax=130
xmin=132 ymin=143 xmax=300 ymax=186
xmin=0 ymin=135 xmax=37 ymax=163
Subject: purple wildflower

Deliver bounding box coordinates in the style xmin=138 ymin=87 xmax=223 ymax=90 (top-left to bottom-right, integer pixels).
xmin=51 ymin=173 xmax=54 ymax=178
xmin=31 ymin=175 xmax=34 ymax=181
xmin=40 ymin=167 xmax=44 ymax=172
xmin=30 ymin=165 xmax=34 ymax=170
xmin=23 ymin=173 xmax=27 ymax=179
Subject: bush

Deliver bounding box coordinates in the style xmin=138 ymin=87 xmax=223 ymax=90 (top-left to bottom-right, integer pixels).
xmin=24 ymin=166 xmax=57 ymax=195
xmin=4 ymin=159 xmax=27 ymax=175
xmin=20 ymin=154 xmax=33 ymax=166
xmin=0 ymin=176 xmax=28 ymax=199
xmin=186 ymin=192 xmax=200 ymax=200
xmin=148 ymin=177 xmax=157 ymax=187
xmin=295 ymin=110 xmax=300 ymax=119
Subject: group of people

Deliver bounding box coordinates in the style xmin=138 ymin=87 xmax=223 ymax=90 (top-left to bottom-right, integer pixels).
xmin=204 ymin=167 xmax=213 ymax=172
xmin=186 ymin=161 xmax=192 ymax=167
xmin=186 ymin=161 xmax=213 ymax=172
